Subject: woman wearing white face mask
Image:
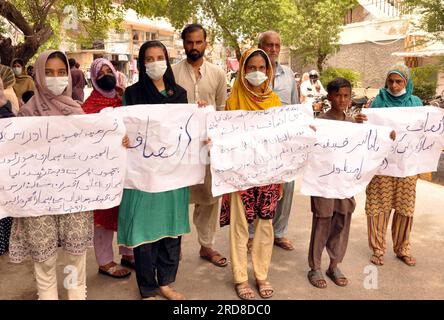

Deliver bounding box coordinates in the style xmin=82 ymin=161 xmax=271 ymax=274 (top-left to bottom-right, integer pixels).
xmin=366 ymin=63 xmax=423 ymax=267
xmin=11 ymin=58 xmax=35 ymax=104
xmin=9 ymin=51 xmax=92 ymax=300
xmin=118 ymin=40 xmax=189 ymax=300
xmin=221 ymin=48 xmax=282 ymax=300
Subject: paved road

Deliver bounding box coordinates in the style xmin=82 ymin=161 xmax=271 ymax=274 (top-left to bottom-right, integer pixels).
xmin=1 ymin=178 xmax=443 ymax=300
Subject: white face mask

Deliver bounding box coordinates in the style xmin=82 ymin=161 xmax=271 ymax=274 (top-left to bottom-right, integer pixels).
xmin=45 ymin=76 xmax=69 ymax=96
xmin=245 ymin=71 xmax=268 ymax=87
xmin=388 ymin=88 xmax=407 ymax=97
xmin=13 ymin=67 xmax=22 ymax=76
xmin=145 ymin=61 xmax=167 ymax=81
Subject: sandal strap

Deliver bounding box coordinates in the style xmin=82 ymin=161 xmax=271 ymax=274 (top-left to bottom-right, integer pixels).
xmin=308 ymin=270 xmax=325 ymax=281
xmin=328 ymin=267 xmax=346 ymax=280
xmin=236 ymin=284 xmax=254 ymax=298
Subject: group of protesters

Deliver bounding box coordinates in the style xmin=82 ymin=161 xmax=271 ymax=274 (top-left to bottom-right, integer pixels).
xmin=0 ymin=24 xmax=422 ymax=300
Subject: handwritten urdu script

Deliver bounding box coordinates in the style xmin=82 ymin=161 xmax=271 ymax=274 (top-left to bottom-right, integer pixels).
xmin=113 ymin=104 xmax=212 ymax=193
xmin=364 ymin=107 xmax=444 ymax=177
xmin=207 ymin=105 xmax=316 ymax=196
xmin=1 ymin=104 xmax=443 ymax=217
xmin=0 ymin=113 xmax=126 ymax=219
xmin=300 ymin=119 xmax=394 ymax=199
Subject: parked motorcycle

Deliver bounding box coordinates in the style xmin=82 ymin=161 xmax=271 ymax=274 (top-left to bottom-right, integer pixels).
xmin=312 ymin=95 xmax=331 ymax=117
xmin=424 ymin=90 xmax=444 ymax=108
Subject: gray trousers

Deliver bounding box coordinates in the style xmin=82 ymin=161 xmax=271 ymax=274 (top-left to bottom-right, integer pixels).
xmin=308 ymin=211 xmax=352 ymax=270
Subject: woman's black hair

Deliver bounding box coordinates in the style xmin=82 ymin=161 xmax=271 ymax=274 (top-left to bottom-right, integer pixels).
xmin=124 ymin=40 xmax=187 ymax=105
xmin=47 ymin=51 xmax=69 ymax=72
xmin=244 ymin=50 xmax=270 ymax=71
xmin=12 ymin=58 xmax=25 ymax=67
xmin=138 ymin=40 xmax=176 ymax=90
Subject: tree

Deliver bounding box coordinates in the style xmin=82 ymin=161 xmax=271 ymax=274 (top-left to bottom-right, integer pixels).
xmin=125 ymin=0 xmax=284 ymax=60
xmin=404 ymin=0 xmax=444 ymax=41
xmin=0 ymin=0 xmax=123 ymax=66
xmin=280 ymin=0 xmax=357 ymax=72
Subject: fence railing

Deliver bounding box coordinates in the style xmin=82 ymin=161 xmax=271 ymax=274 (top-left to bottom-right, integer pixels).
xmin=370 ymin=0 xmax=410 ymax=17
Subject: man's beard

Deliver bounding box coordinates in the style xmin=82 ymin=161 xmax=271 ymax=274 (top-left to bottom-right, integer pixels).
xmin=186 ymin=49 xmax=205 ymax=61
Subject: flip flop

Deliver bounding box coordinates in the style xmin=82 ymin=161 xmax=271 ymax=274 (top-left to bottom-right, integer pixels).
xmin=98 ymin=265 xmax=131 ymax=279
xmin=200 ymin=250 xmax=228 ymax=267
xmin=370 ymin=254 xmax=384 ymax=266
xmin=396 ymin=255 xmax=416 ymax=266
xmin=326 ymin=267 xmax=348 ymax=287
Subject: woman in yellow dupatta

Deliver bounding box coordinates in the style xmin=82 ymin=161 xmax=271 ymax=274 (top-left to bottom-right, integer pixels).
xmin=221 ymin=48 xmax=281 ymax=300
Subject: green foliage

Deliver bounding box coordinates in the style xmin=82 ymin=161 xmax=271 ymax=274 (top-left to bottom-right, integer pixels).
xmin=125 ymin=0 xmax=284 ymax=59
xmin=404 ymin=0 xmax=444 ymax=41
xmin=1 ymin=0 xmax=125 ymax=63
xmin=280 ymin=0 xmax=357 ymax=71
xmin=411 ymin=64 xmax=439 ymax=100
xmin=320 ymin=67 xmax=361 ymax=87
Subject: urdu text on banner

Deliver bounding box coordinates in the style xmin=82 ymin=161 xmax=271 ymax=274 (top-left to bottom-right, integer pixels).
xmin=363 ymin=106 xmax=444 ymax=177
xmin=207 ymin=105 xmax=316 ymax=197
xmin=0 ymin=113 xmax=127 ymax=219
xmin=300 ymin=119 xmax=394 ymax=199
xmin=113 ymin=104 xmax=212 ymax=193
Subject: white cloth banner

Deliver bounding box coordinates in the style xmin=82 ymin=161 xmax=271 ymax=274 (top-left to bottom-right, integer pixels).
xmin=112 ymin=104 xmax=211 ymax=193
xmin=300 ymin=119 xmax=394 ymax=199
xmin=363 ymin=107 xmax=444 ymax=177
xmin=0 ymin=113 xmax=127 ymax=219
xmin=208 ymin=105 xmax=316 ymax=197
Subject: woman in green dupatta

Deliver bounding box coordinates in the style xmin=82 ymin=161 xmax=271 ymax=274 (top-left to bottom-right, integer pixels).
xmin=365 ymin=63 xmax=422 ymax=267
xmin=370 ymin=62 xmax=422 ymax=108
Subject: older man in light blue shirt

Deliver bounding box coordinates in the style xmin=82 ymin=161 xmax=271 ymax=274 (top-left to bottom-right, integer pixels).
xmin=247 ymin=31 xmax=299 ymax=251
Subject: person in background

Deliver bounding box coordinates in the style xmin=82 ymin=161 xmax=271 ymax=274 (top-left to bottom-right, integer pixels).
xmin=112 ymin=62 xmax=128 ymax=89
xmin=251 ymin=30 xmax=299 ymax=252
xmin=68 ymin=58 xmax=86 ymax=102
xmin=11 ymin=58 xmax=35 ymax=103
xmin=82 ymin=58 xmax=133 ymax=279
xmin=27 ymin=65 xmax=35 ymax=79
xmin=172 ymin=23 xmax=228 ymax=268
xmin=300 ymin=70 xmax=326 ymax=104
xmin=75 ymin=62 xmax=87 ymax=91
xmin=365 ymin=62 xmax=423 ymax=267
xmin=0 ymin=64 xmax=20 ymax=114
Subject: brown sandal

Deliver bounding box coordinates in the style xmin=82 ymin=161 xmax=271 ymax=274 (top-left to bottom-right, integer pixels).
xmin=200 ymin=249 xmax=228 ymax=267
xmin=274 ymin=237 xmax=295 ymax=251
xmin=235 ymin=282 xmax=255 ymax=300
xmin=397 ymin=255 xmax=416 ymax=266
xmin=159 ymin=286 xmax=186 ymax=300
xmin=98 ymin=262 xmax=131 ymax=279
xmin=370 ymin=254 xmax=384 ymax=266
xmin=256 ymin=280 xmax=274 ymax=299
